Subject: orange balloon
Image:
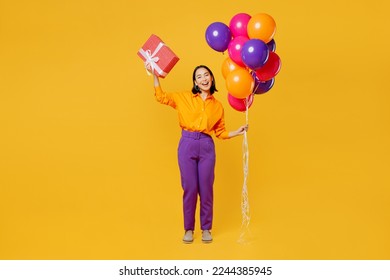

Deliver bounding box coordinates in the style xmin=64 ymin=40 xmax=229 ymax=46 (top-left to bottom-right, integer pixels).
xmin=225 ymin=68 xmax=254 ymax=99
xmin=221 ymin=57 xmax=245 ymax=79
xmin=247 ymin=13 xmax=276 ymax=43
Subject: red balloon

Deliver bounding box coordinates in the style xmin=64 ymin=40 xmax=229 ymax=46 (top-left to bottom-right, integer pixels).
xmin=228 ymin=93 xmax=254 ymax=112
xmin=254 ymin=51 xmax=281 ymax=81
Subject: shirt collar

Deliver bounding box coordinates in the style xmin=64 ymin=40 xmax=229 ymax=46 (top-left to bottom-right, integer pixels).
xmin=193 ymin=93 xmax=215 ymax=101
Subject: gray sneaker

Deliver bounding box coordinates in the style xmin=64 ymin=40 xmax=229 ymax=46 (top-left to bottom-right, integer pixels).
xmin=183 ymin=230 xmax=193 ymax=244
xmin=202 ymin=230 xmax=212 ymax=243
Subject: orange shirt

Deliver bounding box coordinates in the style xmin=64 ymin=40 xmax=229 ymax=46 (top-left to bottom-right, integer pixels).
xmin=155 ymin=86 xmax=230 ymax=139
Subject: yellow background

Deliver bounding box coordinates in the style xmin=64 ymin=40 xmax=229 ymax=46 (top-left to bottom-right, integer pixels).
xmin=1 ymin=0 xmax=389 ymax=260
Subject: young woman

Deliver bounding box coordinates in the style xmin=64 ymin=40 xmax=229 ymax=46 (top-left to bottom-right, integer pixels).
xmin=149 ymin=65 xmax=248 ymax=243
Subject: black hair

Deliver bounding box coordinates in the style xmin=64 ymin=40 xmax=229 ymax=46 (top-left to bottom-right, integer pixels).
xmin=191 ymin=65 xmax=218 ymax=94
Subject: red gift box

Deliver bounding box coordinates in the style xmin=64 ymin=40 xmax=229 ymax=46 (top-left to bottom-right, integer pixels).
xmin=137 ymin=34 xmax=179 ymax=78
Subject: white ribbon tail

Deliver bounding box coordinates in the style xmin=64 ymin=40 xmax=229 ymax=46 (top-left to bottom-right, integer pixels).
xmin=239 ymin=96 xmax=251 ymax=243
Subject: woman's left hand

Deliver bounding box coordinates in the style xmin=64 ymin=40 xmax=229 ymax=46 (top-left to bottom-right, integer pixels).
xmin=237 ymin=124 xmax=249 ymax=135
xmin=229 ymin=124 xmax=248 ymax=138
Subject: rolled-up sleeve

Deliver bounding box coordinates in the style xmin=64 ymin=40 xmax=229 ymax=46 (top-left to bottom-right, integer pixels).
xmin=155 ymin=86 xmax=177 ymax=109
xmin=213 ymin=110 xmax=230 ymax=140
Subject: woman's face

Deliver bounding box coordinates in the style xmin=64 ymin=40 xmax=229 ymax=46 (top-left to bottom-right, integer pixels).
xmin=194 ymin=67 xmax=213 ymax=93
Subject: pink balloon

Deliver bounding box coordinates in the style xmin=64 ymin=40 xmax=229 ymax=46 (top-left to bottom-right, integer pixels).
xmin=229 ymin=13 xmax=251 ymax=38
xmin=227 ymin=36 xmax=249 ymax=67
xmin=227 ymin=93 xmax=254 ymax=112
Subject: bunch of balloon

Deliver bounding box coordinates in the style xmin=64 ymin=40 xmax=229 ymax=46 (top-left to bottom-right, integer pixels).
xmin=205 ymin=12 xmax=281 ymax=242
xmin=205 ymin=12 xmax=282 ymax=112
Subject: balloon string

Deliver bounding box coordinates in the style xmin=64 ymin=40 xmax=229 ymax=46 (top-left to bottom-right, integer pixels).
xmin=239 ymin=96 xmax=250 ymax=242
xmin=253 ymin=79 xmax=260 ymax=94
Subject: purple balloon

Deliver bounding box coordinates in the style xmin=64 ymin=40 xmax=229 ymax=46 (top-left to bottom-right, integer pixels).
xmin=252 ymin=72 xmax=275 ymax=94
xmin=241 ymin=39 xmax=269 ymax=70
xmin=205 ymin=22 xmax=232 ymax=52
xmin=267 ymin=39 xmax=276 ymax=52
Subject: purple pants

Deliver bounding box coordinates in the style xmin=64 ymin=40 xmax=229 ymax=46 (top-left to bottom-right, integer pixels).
xmin=178 ymin=130 xmax=216 ymax=231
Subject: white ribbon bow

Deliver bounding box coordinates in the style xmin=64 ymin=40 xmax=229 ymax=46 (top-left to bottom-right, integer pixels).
xmin=139 ymin=42 xmax=167 ymax=77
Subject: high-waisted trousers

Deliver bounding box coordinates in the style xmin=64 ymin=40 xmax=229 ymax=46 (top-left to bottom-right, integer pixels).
xmin=178 ymin=130 xmax=215 ymax=231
